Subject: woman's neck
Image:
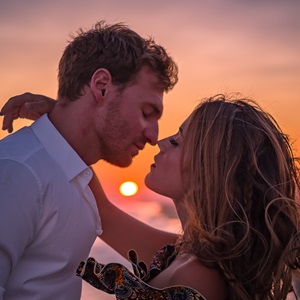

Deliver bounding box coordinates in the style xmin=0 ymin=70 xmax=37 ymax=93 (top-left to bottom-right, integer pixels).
xmin=174 ymin=201 xmax=188 ymax=231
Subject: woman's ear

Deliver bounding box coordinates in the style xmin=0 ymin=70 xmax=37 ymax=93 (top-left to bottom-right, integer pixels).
xmin=90 ymin=68 xmax=112 ymax=102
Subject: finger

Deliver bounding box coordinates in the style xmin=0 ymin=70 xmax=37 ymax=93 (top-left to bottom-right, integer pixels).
xmin=2 ymin=108 xmax=18 ymax=133
xmin=0 ymin=92 xmax=34 ymax=115
xmin=19 ymin=105 xmax=41 ymax=120
xmin=26 ymin=100 xmax=55 ymax=116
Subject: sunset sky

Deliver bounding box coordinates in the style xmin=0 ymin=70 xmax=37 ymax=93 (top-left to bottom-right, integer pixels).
xmin=1 ymin=0 xmax=299 ymax=204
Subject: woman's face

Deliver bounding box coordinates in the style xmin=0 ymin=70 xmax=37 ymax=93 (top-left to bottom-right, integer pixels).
xmin=145 ymin=119 xmax=189 ymax=201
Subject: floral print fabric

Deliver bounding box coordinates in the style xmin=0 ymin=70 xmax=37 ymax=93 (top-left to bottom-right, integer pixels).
xmin=76 ymin=244 xmax=206 ymax=300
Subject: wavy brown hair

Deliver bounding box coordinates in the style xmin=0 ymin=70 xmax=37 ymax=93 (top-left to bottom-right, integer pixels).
xmin=58 ymin=21 xmax=178 ymax=101
xmin=180 ymin=94 xmax=300 ymax=299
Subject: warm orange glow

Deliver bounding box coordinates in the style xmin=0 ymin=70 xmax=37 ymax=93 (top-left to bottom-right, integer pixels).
xmin=119 ymin=181 xmax=138 ymax=197
xmin=1 ymin=1 xmax=299 ymax=203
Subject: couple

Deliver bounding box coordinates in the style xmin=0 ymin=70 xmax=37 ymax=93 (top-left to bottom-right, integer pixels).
xmin=1 ymin=21 xmax=300 ymax=300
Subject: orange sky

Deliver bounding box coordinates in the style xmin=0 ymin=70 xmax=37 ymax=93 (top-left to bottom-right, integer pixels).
xmin=1 ymin=0 xmax=299 ymax=202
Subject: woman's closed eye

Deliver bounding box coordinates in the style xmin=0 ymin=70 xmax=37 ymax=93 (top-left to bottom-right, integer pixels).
xmin=169 ymin=138 xmax=179 ymax=146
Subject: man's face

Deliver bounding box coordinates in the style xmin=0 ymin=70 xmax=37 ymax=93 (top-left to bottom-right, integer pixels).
xmin=96 ymin=66 xmax=164 ymax=167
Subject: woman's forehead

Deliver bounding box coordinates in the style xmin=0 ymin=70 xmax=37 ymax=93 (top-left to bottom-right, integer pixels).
xmin=180 ymin=117 xmax=190 ymax=132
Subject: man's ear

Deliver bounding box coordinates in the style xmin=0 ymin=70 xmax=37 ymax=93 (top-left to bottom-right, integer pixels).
xmin=90 ymin=68 xmax=112 ymax=102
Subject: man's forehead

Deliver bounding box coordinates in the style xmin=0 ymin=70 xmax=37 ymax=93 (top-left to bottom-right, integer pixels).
xmin=142 ymin=81 xmax=164 ymax=108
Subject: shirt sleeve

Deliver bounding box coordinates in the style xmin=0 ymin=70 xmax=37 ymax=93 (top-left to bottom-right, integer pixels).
xmin=0 ymin=159 xmax=41 ymax=296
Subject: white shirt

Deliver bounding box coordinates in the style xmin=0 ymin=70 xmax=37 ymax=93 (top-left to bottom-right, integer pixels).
xmin=0 ymin=114 xmax=102 ymax=300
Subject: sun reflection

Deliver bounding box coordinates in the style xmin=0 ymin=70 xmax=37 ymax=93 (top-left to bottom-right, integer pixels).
xmin=119 ymin=181 xmax=138 ymax=197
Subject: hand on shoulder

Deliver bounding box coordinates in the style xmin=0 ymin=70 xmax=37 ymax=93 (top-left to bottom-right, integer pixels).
xmin=1 ymin=92 xmax=56 ymax=133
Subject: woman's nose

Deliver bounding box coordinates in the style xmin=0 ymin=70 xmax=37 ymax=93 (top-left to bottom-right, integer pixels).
xmin=157 ymin=137 xmax=167 ymax=151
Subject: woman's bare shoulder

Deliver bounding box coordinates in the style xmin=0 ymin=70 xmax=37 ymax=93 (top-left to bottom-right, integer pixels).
xmin=169 ymin=255 xmax=228 ymax=300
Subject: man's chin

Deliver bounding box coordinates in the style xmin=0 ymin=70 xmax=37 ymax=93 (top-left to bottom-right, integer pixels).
xmin=105 ymin=157 xmax=133 ymax=168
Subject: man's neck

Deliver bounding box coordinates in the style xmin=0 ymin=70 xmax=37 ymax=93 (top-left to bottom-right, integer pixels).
xmin=48 ymin=102 xmax=96 ymax=166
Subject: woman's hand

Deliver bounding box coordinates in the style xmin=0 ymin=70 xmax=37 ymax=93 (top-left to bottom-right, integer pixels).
xmin=0 ymin=92 xmax=56 ymax=133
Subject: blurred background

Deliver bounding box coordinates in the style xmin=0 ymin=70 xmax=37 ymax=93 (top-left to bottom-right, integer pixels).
xmin=1 ymin=0 xmax=299 ymax=298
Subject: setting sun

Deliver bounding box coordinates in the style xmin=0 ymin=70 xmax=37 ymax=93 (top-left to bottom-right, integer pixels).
xmin=119 ymin=181 xmax=139 ymax=197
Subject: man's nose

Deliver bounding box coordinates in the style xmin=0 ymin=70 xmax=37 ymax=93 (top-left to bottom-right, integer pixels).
xmin=144 ymin=124 xmax=158 ymax=146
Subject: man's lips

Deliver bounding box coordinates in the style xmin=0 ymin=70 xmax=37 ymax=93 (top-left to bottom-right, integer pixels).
xmin=132 ymin=144 xmax=145 ymax=157
xmin=135 ymin=143 xmax=145 ymax=151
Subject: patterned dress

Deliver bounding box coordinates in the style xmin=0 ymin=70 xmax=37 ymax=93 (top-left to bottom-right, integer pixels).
xmin=76 ymin=244 xmax=207 ymax=300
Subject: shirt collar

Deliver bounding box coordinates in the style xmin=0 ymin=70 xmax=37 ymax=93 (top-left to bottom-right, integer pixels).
xmin=31 ymin=114 xmax=89 ymax=182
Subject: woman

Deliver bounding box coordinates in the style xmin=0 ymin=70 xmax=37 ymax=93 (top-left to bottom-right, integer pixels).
xmin=1 ymin=94 xmax=300 ymax=299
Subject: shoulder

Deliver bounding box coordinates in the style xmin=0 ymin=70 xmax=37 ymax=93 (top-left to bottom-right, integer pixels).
xmin=0 ymin=159 xmax=42 ymax=212
xmin=170 ymin=255 xmax=228 ymax=300
xmin=0 ymin=127 xmax=43 ymax=162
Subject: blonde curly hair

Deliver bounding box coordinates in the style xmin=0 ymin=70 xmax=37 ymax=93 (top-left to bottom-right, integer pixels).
xmin=180 ymin=94 xmax=300 ymax=299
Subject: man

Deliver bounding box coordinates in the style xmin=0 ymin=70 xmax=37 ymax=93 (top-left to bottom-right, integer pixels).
xmin=0 ymin=21 xmax=178 ymax=299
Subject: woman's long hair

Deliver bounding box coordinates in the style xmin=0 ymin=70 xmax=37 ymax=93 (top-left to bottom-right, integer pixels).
xmin=181 ymin=94 xmax=300 ymax=299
